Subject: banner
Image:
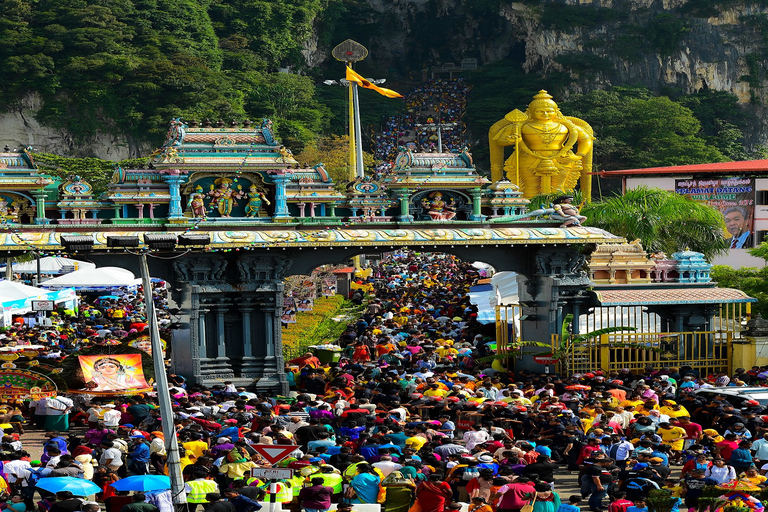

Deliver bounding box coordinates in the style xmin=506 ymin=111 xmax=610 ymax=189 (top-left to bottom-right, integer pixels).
xmin=78 ymin=354 xmax=150 ymax=393
xmin=281 ymin=297 xmax=297 ymax=324
xmin=322 ymin=277 xmax=337 ymax=297
xmin=675 ymin=177 xmax=755 ymax=249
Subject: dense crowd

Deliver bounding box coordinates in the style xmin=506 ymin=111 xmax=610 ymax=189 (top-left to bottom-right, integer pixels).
xmin=373 ymin=80 xmax=470 ymax=162
xmin=0 ymin=252 xmax=765 ymax=512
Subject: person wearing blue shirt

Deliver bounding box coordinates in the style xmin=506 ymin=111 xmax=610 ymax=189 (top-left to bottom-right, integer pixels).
xmin=127 ymin=436 xmax=151 ymax=475
xmin=556 ymin=495 xmax=582 ymax=512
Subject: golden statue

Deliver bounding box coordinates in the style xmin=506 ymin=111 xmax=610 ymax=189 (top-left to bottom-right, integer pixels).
xmin=488 ymin=90 xmax=594 ymax=201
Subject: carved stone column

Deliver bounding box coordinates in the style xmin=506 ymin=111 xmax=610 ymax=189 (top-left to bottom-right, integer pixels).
xmin=517 ymin=246 xmax=592 ymax=372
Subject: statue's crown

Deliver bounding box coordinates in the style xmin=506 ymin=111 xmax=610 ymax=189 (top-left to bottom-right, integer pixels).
xmin=533 ymin=90 xmax=554 ymax=101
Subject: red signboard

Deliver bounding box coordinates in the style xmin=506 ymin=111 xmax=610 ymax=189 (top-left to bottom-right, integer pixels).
xmin=251 ymin=445 xmax=299 ymax=465
xmin=533 ymin=355 xmax=557 ymax=365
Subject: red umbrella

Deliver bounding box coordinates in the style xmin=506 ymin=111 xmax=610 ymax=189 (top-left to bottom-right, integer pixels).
xmin=565 ymin=385 xmax=591 ymax=391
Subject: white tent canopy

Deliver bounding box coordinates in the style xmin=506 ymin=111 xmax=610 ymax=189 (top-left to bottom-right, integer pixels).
xmin=41 ymin=266 xmax=141 ymax=292
xmin=0 ymin=256 xmax=95 ymax=274
xmin=0 ymin=280 xmax=51 ymax=302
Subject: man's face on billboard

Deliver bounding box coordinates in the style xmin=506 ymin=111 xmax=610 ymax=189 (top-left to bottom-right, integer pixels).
xmin=725 ymin=210 xmax=748 ymax=236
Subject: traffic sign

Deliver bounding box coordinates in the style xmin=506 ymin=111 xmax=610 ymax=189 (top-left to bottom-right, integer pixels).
xmin=31 ymin=300 xmax=54 ymax=311
xmin=251 ymin=445 xmax=298 ymax=465
xmin=251 ymin=467 xmax=294 ymax=480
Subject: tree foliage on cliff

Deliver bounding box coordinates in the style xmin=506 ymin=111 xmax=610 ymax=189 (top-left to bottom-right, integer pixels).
xmin=0 ymin=0 xmax=329 ymax=150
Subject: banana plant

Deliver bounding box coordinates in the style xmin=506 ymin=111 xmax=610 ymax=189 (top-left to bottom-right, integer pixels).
xmin=539 ymin=313 xmax=649 ymax=375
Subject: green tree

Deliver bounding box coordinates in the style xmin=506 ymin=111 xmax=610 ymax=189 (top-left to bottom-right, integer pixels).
xmin=580 ymin=186 xmax=729 ymax=261
xmin=711 ymin=265 xmax=768 ymax=318
xmin=562 ymin=87 xmax=727 ymax=171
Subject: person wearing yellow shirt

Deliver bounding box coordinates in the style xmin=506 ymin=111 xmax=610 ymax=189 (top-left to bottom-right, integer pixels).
xmin=620 ymin=398 xmax=644 ymax=409
xmin=636 ymin=400 xmax=660 ymax=416
xmin=660 ymin=402 xmax=689 ymax=418
xmin=657 ymin=421 xmax=687 ymax=456
xmin=436 ymin=346 xmax=458 ymax=358
xmin=738 ymin=467 xmax=767 ymax=487
xmin=423 ymin=385 xmax=447 ymax=398
xmin=405 ymin=433 xmax=428 ymax=451
xmin=182 ymin=434 xmax=209 ymax=459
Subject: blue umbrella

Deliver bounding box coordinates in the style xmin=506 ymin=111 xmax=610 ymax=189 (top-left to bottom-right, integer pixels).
xmin=110 ymin=475 xmax=171 ymax=492
xmin=36 ymin=477 xmax=101 ymax=496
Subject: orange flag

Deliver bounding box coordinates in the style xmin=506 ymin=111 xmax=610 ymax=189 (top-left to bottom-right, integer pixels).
xmin=345 ymin=66 xmax=403 ymax=99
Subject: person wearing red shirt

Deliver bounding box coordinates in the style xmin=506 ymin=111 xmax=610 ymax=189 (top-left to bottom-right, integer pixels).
xmin=716 ymin=434 xmax=740 ymax=462
xmin=577 ymin=438 xmax=604 ymax=465
xmin=609 ymin=492 xmax=634 ymax=512
xmin=674 ymin=417 xmax=703 ymax=450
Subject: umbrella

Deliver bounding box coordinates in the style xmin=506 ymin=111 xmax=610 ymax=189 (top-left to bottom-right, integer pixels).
xmin=565 ymin=385 xmax=591 ymax=391
xmin=110 ymin=475 xmax=171 ymax=492
xmin=36 ymin=477 xmax=101 ymax=496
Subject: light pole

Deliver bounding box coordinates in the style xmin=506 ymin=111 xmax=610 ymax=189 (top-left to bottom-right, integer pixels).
xmin=138 ymin=251 xmax=188 ymax=512
xmin=331 ymin=40 xmax=368 ymax=180
xmin=323 ymin=77 xmax=387 ymax=180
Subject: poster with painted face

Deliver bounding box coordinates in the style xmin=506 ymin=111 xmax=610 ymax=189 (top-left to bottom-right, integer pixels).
xmin=128 ymin=335 xmax=167 ymax=357
xmin=675 ymin=177 xmax=755 ymax=250
xmin=78 ymin=354 xmax=150 ymax=392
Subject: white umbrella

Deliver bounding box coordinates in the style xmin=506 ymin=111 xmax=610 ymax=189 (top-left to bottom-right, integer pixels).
xmin=0 ymin=280 xmax=49 ymax=302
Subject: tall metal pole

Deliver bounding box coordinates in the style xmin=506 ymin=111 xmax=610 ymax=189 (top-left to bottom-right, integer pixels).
xmin=437 ymin=126 xmax=443 ymax=153
xmin=347 ymin=65 xmax=356 ymax=181
xmin=138 ymin=252 xmax=188 ymax=511
xmin=352 ymin=82 xmax=364 ymax=178
xmin=36 ymin=251 xmax=41 ymax=286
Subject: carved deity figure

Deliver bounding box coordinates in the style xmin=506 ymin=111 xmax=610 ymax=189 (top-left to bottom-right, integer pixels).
xmin=208 ymin=178 xmax=245 ymax=217
xmin=550 ymin=195 xmax=586 ymax=227
xmin=488 ymin=90 xmax=594 ymax=201
xmin=245 ymin=184 xmax=271 ymax=217
xmin=421 ymin=191 xmax=456 ymax=221
xmin=190 ymin=186 xmax=207 ymax=218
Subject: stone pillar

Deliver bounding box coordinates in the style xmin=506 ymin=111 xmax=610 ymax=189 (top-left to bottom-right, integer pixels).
xmin=215 ymin=306 xmax=227 ymax=360
xmin=148 ymin=204 xmax=155 ymax=219
xmin=309 ymin=202 xmax=316 ymax=217
xmin=33 ymin=191 xmax=48 ymax=225
xmin=113 ymin=206 xmax=121 ymax=219
xmin=470 ymin=188 xmax=485 ymax=221
xmin=136 ymin=204 xmax=145 ymax=219
xmin=517 ymin=246 xmax=591 ymax=372
xmin=298 ymin=203 xmax=306 ymax=217
xmin=397 ymin=189 xmax=413 ymax=222
xmin=197 ymin=307 xmax=209 ymax=361
xmin=161 ymin=171 xmax=188 ymax=220
xmin=329 ymin=203 xmax=337 ymax=217
xmin=270 ymin=171 xmax=291 ymax=220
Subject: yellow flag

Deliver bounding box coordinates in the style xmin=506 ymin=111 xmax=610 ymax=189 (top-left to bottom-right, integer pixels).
xmin=345 ymin=67 xmax=403 ymax=99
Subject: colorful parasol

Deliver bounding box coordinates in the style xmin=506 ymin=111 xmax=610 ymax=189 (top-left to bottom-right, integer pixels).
xmin=566 ymin=385 xmax=591 ymax=391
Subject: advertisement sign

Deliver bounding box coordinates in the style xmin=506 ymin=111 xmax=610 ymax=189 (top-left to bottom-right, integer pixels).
xmin=281 ymin=297 xmax=297 ymax=324
xmin=78 ymin=354 xmax=150 ymax=393
xmin=675 ymin=177 xmax=755 ymax=249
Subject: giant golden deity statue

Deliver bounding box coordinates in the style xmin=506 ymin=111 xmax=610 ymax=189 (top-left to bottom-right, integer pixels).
xmin=489 ymin=90 xmax=594 ymax=201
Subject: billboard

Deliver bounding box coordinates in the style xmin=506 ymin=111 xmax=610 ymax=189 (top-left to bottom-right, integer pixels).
xmin=675 ymin=177 xmax=755 ymax=249
xmin=78 ymin=354 xmax=150 ymax=393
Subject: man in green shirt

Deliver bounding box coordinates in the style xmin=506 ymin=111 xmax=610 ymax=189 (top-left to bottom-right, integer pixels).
xmin=119 ymin=493 xmax=159 ymax=512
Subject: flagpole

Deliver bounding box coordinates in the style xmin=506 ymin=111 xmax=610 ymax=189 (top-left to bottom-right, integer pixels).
xmin=347 ymin=64 xmax=356 ymax=181
xmin=352 ymin=81 xmax=364 ymax=179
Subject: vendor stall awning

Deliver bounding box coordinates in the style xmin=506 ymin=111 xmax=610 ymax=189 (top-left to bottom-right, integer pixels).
xmin=594 ymin=287 xmax=756 ymax=306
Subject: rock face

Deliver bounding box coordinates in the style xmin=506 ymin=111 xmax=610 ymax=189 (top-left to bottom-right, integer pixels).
xmin=314 ymin=0 xmax=768 ymax=144
xmin=0 ymin=93 xmax=146 ymax=160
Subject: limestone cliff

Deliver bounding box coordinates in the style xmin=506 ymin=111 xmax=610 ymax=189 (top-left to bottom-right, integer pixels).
xmin=322 ymin=0 xmax=768 ymax=145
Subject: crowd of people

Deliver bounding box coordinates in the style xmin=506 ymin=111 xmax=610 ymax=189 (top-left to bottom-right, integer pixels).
xmin=0 ymin=251 xmax=764 ymax=512
xmin=373 ymin=80 xmax=471 ymax=162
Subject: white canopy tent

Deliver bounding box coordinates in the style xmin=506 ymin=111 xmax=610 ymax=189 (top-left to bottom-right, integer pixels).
xmin=41 ymin=266 xmax=142 ymax=293
xmin=0 ymin=280 xmax=78 ymax=326
xmin=0 ymin=256 xmax=96 ymax=275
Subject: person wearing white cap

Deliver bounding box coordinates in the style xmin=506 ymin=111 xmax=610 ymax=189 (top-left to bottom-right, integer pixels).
xmin=102 ymin=404 xmax=121 ymax=428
